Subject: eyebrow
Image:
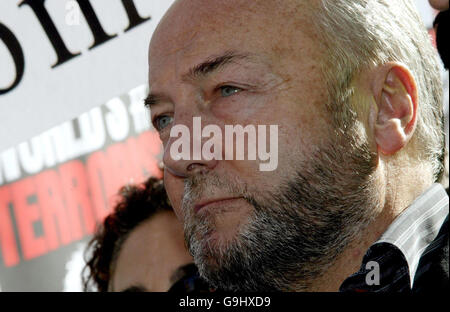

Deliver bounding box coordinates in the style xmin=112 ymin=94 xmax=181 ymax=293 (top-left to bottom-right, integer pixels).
xmin=143 ymin=92 xmax=166 ymax=109
xmin=183 ymin=51 xmax=252 ymax=81
xmin=144 ymin=51 xmax=253 ymax=109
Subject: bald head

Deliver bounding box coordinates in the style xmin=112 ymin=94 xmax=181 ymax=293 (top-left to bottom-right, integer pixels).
xmin=151 ymin=0 xmax=312 ymax=47
xmin=148 ymin=0 xmax=320 ymax=81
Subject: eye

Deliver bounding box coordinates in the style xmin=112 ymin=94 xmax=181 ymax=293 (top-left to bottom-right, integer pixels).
xmin=219 ymin=85 xmax=242 ymax=97
xmin=154 ymin=115 xmax=173 ymax=131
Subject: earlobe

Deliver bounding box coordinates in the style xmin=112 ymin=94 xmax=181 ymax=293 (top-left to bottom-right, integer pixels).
xmin=372 ymin=64 xmax=418 ymax=155
xmin=375 ymin=116 xmax=408 ymax=155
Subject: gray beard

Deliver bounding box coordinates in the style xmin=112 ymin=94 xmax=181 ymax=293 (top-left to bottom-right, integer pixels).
xmin=182 ymin=135 xmax=381 ymax=291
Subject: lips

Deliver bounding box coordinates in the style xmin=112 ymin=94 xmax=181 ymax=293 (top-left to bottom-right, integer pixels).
xmin=194 ymin=197 xmax=242 ymax=213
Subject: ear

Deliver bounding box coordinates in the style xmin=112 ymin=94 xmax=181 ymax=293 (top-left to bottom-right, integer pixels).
xmin=370 ymin=63 xmax=418 ymax=155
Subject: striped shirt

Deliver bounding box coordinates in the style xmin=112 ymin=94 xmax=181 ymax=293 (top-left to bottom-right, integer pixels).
xmin=340 ymin=184 xmax=449 ymax=292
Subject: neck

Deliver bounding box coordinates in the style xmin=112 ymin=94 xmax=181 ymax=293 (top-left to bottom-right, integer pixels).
xmin=305 ymin=165 xmax=433 ymax=292
xmin=307 ymin=208 xmax=394 ymax=291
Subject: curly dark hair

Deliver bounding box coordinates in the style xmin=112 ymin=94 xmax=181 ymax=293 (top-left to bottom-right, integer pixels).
xmin=82 ymin=176 xmax=173 ymax=292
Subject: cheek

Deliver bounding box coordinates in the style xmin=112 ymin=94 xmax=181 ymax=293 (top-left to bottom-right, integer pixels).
xmin=276 ymin=97 xmax=331 ymax=159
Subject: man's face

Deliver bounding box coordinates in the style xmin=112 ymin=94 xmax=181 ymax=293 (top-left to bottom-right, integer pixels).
xmin=148 ymin=0 xmax=380 ymax=291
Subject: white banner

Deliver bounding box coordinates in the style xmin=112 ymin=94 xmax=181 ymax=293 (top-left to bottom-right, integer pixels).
xmin=0 ymin=0 xmax=174 ymax=152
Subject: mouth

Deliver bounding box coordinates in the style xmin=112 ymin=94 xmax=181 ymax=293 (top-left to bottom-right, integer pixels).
xmin=194 ymin=197 xmax=243 ymax=214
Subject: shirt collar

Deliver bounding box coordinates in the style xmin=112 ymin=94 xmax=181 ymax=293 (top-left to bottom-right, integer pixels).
xmin=374 ymin=183 xmax=449 ymax=287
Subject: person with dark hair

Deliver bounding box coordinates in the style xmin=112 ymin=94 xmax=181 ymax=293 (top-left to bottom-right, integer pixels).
xmin=82 ymin=177 xmax=209 ymax=292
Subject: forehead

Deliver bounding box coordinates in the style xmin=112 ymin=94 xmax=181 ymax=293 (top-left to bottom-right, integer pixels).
xmin=148 ymin=0 xmax=317 ymax=83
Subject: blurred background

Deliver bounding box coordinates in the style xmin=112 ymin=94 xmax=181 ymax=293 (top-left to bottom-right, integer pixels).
xmin=0 ymin=0 xmax=447 ymax=291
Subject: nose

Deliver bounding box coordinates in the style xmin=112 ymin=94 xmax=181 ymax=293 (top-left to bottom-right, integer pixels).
xmin=162 ymin=115 xmax=218 ymax=178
